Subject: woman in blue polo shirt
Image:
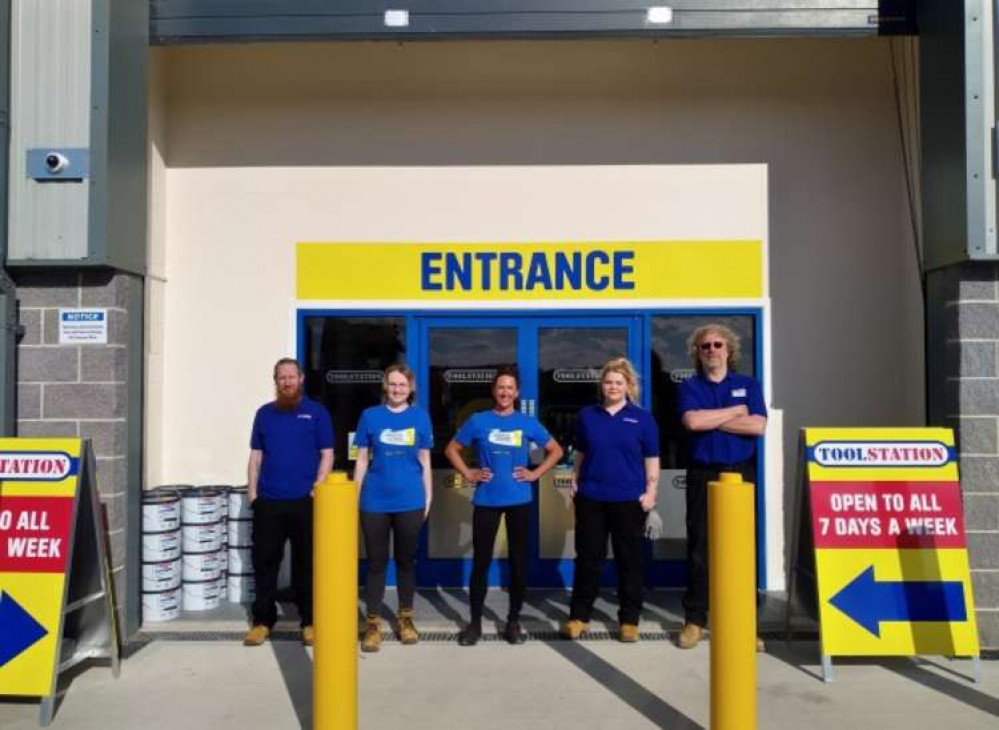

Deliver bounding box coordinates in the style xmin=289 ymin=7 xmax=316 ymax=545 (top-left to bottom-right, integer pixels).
xmin=444 ymin=366 xmax=563 ymax=646
xmin=354 ymin=364 xmax=433 ymax=653
xmin=562 ymin=357 xmax=660 ymax=643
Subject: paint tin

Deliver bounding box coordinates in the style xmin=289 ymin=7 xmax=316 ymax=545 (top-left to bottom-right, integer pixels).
xmin=143 ymin=586 xmax=181 ymax=622
xmin=181 ymin=521 xmax=225 ymax=553
xmin=182 ymin=551 xmax=223 ymax=582
xmin=228 ymin=486 xmax=252 ymax=520
xmin=228 ymin=518 xmax=253 ymax=547
xmin=228 ymin=545 xmax=252 ymax=574
xmin=181 ymin=486 xmax=225 ymax=525
xmin=142 ymin=488 xmax=181 ymax=533
xmin=227 ymin=572 xmax=255 ymax=603
xmin=141 ymin=559 xmax=181 ymax=592
xmin=182 ymin=578 xmax=223 ymax=611
xmin=142 ymin=530 xmax=181 ymax=562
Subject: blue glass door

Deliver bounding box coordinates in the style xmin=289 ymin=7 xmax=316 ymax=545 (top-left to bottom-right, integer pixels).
xmin=416 ymin=314 xmax=642 ymax=588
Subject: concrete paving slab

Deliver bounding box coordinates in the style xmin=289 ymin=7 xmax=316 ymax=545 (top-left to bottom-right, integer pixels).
xmin=0 ymin=637 xmax=995 ymax=730
xmin=4 ymin=589 xmax=995 ymax=729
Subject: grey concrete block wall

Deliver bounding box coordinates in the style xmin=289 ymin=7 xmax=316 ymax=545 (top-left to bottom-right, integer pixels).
xmin=14 ymin=269 xmax=138 ymax=635
xmin=928 ymin=261 xmax=999 ymax=648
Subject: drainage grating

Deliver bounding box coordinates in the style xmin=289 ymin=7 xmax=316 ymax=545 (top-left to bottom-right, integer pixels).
xmin=137 ymin=629 xmax=676 ymax=644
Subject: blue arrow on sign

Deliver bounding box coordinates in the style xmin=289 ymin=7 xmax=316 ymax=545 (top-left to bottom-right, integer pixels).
xmin=829 ymin=566 xmax=967 ymax=637
xmin=0 ymin=591 xmax=49 ymax=667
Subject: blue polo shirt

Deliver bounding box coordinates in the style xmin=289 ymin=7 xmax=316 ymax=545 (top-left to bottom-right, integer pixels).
xmin=679 ymin=371 xmax=766 ymax=466
xmin=575 ymin=402 xmax=660 ymax=502
xmin=355 ymin=404 xmax=433 ymax=513
xmin=454 ymin=410 xmax=552 ymax=507
xmin=251 ymin=397 xmax=334 ymax=500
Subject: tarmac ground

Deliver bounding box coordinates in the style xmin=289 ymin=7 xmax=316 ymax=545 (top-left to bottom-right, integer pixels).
xmin=1 ymin=589 xmax=996 ymax=729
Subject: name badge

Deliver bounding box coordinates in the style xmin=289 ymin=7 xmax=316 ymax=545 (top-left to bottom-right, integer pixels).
xmin=732 ymin=388 xmax=747 ymax=398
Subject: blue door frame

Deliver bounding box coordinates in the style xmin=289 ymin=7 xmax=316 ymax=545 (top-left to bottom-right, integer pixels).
xmin=297 ymin=307 xmax=767 ymax=591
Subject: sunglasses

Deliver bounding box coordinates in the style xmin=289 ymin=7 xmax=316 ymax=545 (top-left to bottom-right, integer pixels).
xmin=699 ymin=341 xmax=726 ymax=351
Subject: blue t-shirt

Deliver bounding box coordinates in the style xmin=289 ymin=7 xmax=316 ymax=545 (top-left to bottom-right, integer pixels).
xmin=679 ymin=371 xmax=767 ymax=466
xmin=251 ymin=397 xmax=334 ymax=500
xmin=575 ymin=402 xmax=660 ymax=502
xmin=355 ymin=405 xmax=433 ymax=513
xmin=454 ymin=411 xmax=552 ymax=507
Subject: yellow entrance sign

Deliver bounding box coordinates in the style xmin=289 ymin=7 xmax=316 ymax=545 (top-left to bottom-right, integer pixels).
xmin=296 ymin=240 xmax=764 ymax=301
xmin=800 ymin=428 xmax=979 ymax=661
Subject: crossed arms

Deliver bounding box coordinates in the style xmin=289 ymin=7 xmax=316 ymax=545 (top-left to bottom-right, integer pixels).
xmin=681 ymin=404 xmax=766 ymax=436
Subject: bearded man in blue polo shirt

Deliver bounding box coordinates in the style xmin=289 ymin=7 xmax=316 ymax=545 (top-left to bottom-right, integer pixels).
xmin=243 ymin=358 xmax=334 ymax=648
xmin=678 ymin=324 xmax=766 ymax=650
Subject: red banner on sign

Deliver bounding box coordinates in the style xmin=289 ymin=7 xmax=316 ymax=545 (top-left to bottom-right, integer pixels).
xmin=0 ymin=496 xmax=75 ymax=572
xmin=810 ymin=481 xmax=966 ymax=549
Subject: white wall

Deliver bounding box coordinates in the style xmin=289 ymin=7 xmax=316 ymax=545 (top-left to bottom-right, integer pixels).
xmin=148 ymin=39 xmax=924 ymax=569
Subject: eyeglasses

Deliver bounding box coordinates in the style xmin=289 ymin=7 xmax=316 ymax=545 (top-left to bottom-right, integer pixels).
xmin=699 ymin=341 xmax=726 ymax=351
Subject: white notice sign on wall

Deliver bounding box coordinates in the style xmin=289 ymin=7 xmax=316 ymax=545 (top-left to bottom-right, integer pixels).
xmin=59 ymin=309 xmax=108 ymax=344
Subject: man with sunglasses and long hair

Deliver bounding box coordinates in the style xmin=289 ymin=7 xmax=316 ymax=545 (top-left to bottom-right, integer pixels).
xmin=677 ymin=324 xmax=767 ymax=650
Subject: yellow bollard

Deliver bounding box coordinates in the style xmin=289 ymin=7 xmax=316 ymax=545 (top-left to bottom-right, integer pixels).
xmin=708 ymin=471 xmax=757 ymax=730
xmin=314 ymin=471 xmax=358 ymax=730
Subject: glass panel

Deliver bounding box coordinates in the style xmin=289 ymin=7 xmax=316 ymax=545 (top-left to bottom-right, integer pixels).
xmin=649 ymin=315 xmax=756 ymax=559
xmin=427 ymin=327 xmax=517 ymax=559
xmin=536 ymin=326 xmax=628 ymax=559
xmin=302 ymin=316 xmax=407 ymax=473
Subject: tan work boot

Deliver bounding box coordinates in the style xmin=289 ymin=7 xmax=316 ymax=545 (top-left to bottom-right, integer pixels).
xmin=397 ymin=609 xmax=419 ymax=645
xmin=678 ymin=622 xmax=703 ymax=649
xmin=560 ymin=619 xmax=589 ymax=640
xmin=361 ymin=616 xmax=382 ymax=653
xmin=301 ymin=625 xmax=315 ymax=647
xmin=243 ymin=624 xmax=270 ymax=647
xmin=619 ymin=623 xmax=640 ymax=643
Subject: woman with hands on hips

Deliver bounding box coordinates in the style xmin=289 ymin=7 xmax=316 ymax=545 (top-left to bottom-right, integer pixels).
xmin=561 ymin=357 xmax=660 ymax=643
xmin=354 ymin=364 xmax=433 ymax=653
xmin=444 ymin=366 xmax=563 ymax=646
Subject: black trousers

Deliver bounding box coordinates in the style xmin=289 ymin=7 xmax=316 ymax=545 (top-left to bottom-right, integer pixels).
xmin=360 ymin=509 xmax=424 ymax=617
xmin=682 ymin=462 xmax=756 ymax=627
xmin=469 ymin=503 xmax=531 ymax=623
xmin=569 ymin=494 xmax=646 ymax=626
xmin=251 ymin=495 xmax=313 ymax=628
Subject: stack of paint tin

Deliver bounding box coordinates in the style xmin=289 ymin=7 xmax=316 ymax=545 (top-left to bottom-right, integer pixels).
xmin=227 ymin=486 xmax=254 ymax=603
xmin=180 ymin=486 xmax=227 ymax=611
xmin=141 ymin=487 xmax=183 ymax=622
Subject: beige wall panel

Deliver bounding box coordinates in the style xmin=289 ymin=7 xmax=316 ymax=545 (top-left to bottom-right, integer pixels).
xmin=145 ymin=50 xmax=169 ymax=487
xmin=153 ymin=39 xmax=923 ymax=571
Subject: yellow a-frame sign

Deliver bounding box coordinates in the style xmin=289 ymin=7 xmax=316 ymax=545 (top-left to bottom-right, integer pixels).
xmin=0 ymin=439 xmax=120 ymax=725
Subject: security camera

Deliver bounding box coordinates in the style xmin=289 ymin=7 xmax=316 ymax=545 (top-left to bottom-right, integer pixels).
xmin=44 ymin=152 xmax=69 ymax=174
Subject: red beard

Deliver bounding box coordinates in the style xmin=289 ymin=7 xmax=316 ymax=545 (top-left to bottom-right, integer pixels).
xmin=275 ymin=385 xmax=303 ymax=411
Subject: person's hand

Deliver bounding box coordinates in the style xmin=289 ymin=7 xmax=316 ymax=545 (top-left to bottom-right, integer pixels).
xmin=513 ymin=466 xmax=537 ymax=482
xmin=732 ymin=404 xmax=749 ymax=417
xmin=569 ymin=475 xmax=579 ymax=497
xmin=423 ymin=502 xmax=432 ymax=519
xmin=466 ymin=468 xmax=493 ymax=484
xmin=639 ymin=491 xmax=657 ymax=512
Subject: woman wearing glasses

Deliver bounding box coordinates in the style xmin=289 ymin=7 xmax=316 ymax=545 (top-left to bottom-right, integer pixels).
xmin=444 ymin=366 xmax=563 ymax=646
xmin=677 ymin=324 xmax=767 ymax=650
xmin=561 ymin=357 xmax=660 ymax=643
xmin=354 ymin=364 xmax=434 ymax=653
